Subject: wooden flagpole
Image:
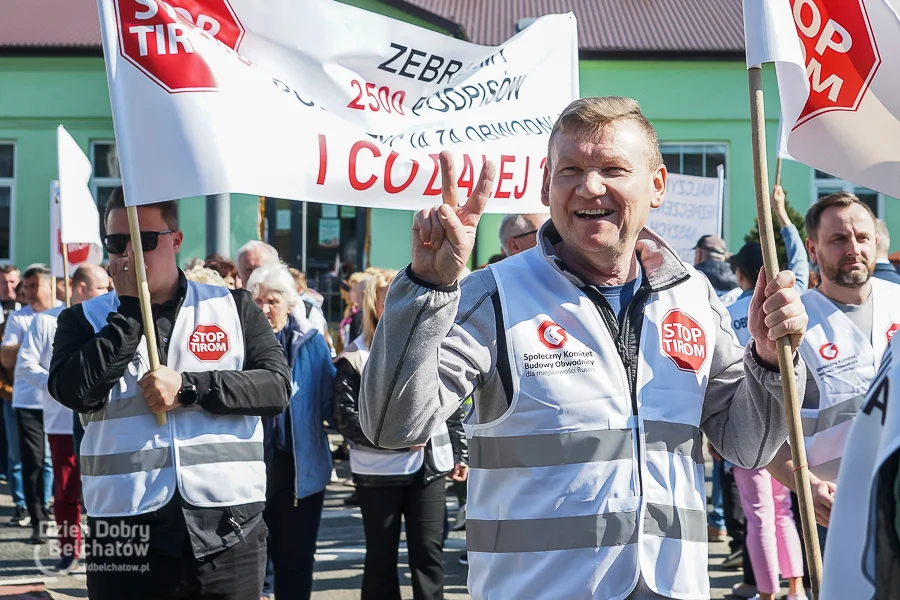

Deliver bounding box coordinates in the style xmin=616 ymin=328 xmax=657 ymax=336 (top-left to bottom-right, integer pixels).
xmin=126 ymin=205 xmax=167 ymax=427
xmin=775 ymin=157 xmax=784 ymax=189
xmin=748 ymin=67 xmax=822 ymax=598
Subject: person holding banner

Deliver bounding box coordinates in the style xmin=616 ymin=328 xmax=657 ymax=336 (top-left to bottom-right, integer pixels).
xmin=47 ymin=188 xmax=292 ymax=599
xmin=766 ymin=192 xmax=900 ymax=547
xmin=16 ymin=264 xmax=110 ymax=573
xmin=359 ymin=96 xmax=809 ymax=599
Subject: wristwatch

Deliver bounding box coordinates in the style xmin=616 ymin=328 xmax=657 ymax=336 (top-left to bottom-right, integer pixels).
xmin=178 ymin=379 xmax=199 ymax=407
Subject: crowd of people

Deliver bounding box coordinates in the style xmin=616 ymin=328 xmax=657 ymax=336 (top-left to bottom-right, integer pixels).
xmin=0 ymin=95 xmax=895 ymax=600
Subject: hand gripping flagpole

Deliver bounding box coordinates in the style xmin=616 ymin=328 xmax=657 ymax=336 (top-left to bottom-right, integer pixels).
xmin=126 ymin=205 xmax=167 ymax=427
xmin=748 ymin=67 xmax=822 ymax=598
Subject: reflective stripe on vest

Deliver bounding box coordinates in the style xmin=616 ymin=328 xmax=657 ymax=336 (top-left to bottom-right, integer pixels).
xmin=469 ymin=246 xmax=714 ymax=600
xmin=79 ymin=282 xmax=263 ymax=517
xmin=798 ymin=279 xmax=900 ymax=481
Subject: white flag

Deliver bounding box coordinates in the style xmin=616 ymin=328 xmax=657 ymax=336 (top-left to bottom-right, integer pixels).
xmin=53 ymin=126 xmax=103 ymax=277
xmin=743 ymin=0 xmax=900 ymax=197
xmin=96 ymin=0 xmax=579 ymax=213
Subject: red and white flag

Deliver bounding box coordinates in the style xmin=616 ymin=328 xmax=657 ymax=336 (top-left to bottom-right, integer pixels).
xmin=743 ymin=0 xmax=900 ymax=197
xmin=95 ymin=0 xmax=578 ymax=213
xmin=52 ymin=125 xmax=103 ymax=278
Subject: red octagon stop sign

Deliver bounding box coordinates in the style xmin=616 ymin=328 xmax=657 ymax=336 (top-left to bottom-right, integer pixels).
xmin=790 ymin=0 xmax=881 ymax=126
xmin=660 ymin=310 xmax=708 ymax=374
xmin=115 ymin=0 xmax=246 ymax=93
xmin=189 ymin=324 xmax=230 ymax=362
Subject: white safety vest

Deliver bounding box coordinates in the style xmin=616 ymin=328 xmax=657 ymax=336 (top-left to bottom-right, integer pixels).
xmin=470 ymin=247 xmax=715 ymax=600
xmin=79 ymin=282 xmax=266 ymax=517
xmin=727 ymin=294 xmax=752 ymax=346
xmin=821 ymin=340 xmax=899 ymax=600
xmin=346 ymin=336 xmax=454 ymax=476
xmin=798 ymin=279 xmax=900 ymax=482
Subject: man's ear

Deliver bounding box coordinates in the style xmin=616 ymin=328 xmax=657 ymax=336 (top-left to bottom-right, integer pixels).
xmin=650 ymin=164 xmax=667 ymax=210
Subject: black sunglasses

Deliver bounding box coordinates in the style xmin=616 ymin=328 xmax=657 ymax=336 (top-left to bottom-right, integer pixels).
xmin=103 ymin=230 xmax=175 ymax=254
xmin=510 ymin=229 xmax=539 ymax=240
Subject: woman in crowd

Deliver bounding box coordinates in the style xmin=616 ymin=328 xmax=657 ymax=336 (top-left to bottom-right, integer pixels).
xmin=334 ymin=269 xmax=468 ymax=600
xmin=338 ymin=272 xmax=368 ymax=349
xmin=205 ymin=258 xmax=241 ymax=289
xmin=247 ymin=264 xmax=336 ymax=600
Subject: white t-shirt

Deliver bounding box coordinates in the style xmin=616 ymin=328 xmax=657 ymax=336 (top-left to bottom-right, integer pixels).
xmin=16 ymin=307 xmax=71 ymax=433
xmin=3 ymin=303 xmax=62 ymax=410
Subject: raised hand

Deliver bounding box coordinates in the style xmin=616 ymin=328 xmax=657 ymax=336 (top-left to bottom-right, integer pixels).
xmin=411 ymin=151 xmax=496 ymax=286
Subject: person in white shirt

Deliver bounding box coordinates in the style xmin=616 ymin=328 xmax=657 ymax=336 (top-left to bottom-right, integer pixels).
xmin=16 ymin=264 xmax=109 ymax=572
xmin=0 ymin=265 xmax=61 ymax=543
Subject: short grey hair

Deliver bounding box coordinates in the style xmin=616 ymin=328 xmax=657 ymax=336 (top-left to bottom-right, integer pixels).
xmin=236 ymin=240 xmax=280 ymax=267
xmin=184 ymin=266 xmax=227 ymax=287
xmin=876 ymin=218 xmax=891 ymax=256
xmin=246 ymin=264 xmax=299 ymax=308
xmin=499 ymin=214 xmax=532 ymax=255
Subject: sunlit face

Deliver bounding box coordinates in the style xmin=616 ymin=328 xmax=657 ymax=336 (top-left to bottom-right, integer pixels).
xmin=806 ymin=204 xmax=876 ymax=289
xmin=238 ymin=250 xmax=264 ymax=285
xmin=254 ymin=286 xmax=290 ymax=333
xmin=105 ymin=206 xmax=183 ymax=298
xmin=541 ymin=121 xmax=666 ymax=263
xmin=0 ymin=270 xmax=20 ymax=303
xmin=73 ymin=270 xmax=111 ymax=304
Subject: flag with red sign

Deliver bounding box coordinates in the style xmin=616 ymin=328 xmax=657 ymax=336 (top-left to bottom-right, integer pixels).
xmin=95 ymin=0 xmax=578 ymax=212
xmin=743 ymin=0 xmax=900 ymax=198
xmin=51 ymin=126 xmax=103 ymax=278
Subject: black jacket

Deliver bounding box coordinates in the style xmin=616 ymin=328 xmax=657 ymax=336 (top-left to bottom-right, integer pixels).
xmin=694 ymin=259 xmax=739 ymax=295
xmin=48 ymin=272 xmax=292 ymax=558
xmin=333 ymin=344 xmax=467 ymax=487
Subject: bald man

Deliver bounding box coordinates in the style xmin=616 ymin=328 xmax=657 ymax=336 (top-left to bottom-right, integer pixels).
xmin=498 ymin=213 xmax=550 ymax=257
xmin=16 ymin=264 xmax=108 ymax=570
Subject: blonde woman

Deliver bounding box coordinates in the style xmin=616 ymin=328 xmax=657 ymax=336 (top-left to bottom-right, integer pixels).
xmin=334 ymin=270 xmax=467 ymax=600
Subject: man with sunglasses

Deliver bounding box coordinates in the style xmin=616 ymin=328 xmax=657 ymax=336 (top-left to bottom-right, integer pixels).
xmin=48 ymin=187 xmax=291 ymax=599
xmin=498 ymin=213 xmax=549 ymax=257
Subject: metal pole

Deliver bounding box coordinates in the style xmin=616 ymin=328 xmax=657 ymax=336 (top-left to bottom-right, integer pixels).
xmin=748 ymin=67 xmax=822 ymax=597
xmin=205 ymin=194 xmax=231 ymax=258
xmin=302 ymin=201 xmax=308 ymax=273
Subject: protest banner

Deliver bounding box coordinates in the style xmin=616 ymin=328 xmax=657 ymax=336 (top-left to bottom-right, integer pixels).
xmin=647 ymin=169 xmax=724 ymax=263
xmin=53 ymin=126 xmax=103 ymax=292
xmin=96 ymin=0 xmax=579 ymax=212
xmin=744 ymin=0 xmax=900 ymax=199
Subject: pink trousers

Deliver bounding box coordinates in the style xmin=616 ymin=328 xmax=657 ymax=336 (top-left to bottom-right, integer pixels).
xmin=732 ymin=466 xmax=804 ymax=594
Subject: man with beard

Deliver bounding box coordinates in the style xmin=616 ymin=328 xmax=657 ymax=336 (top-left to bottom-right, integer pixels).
xmin=767 ymin=192 xmax=900 ymax=548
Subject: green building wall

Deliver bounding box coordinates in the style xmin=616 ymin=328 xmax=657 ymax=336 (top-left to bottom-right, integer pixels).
xmin=1 ymin=1 xmax=898 ymax=272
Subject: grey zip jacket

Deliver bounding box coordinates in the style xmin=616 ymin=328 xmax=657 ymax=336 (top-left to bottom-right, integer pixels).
xmin=360 ymin=223 xmax=804 ymax=472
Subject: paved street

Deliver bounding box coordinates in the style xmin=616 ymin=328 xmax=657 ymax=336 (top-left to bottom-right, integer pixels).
xmin=0 ymin=460 xmax=745 ymax=599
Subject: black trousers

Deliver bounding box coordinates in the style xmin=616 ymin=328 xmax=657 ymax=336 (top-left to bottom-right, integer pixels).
xmin=357 ymin=472 xmax=446 ymax=600
xmin=16 ymin=408 xmax=46 ymax=525
xmin=86 ymin=517 xmax=267 ymax=600
xmin=263 ymin=449 xmax=325 ymax=600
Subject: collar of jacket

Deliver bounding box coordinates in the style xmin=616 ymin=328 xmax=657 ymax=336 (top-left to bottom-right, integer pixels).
xmin=287 ymin=329 xmax=319 ymax=369
xmin=536 ymin=220 xmax=691 ymax=293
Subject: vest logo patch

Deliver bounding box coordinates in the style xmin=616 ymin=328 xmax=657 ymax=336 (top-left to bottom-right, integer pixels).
xmin=660 ymin=310 xmax=707 ymax=373
xmin=537 ymin=321 xmax=567 ymax=350
xmin=189 ymin=324 xmax=230 ymax=361
xmin=886 ymin=324 xmax=900 ymax=344
xmin=819 ymin=342 xmax=839 ymax=361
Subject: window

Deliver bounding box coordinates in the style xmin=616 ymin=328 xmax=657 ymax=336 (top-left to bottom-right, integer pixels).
xmin=660 ymin=143 xmax=727 ymax=178
xmin=813 ymin=170 xmax=882 ymax=217
xmin=91 ymin=141 xmax=121 ymax=233
xmin=0 ymin=144 xmax=13 ymax=261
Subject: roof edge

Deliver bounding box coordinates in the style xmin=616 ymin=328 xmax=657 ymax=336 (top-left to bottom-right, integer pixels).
xmin=0 ymin=46 xmax=104 ymax=57
xmin=377 ymin=0 xmax=468 ymax=39
xmin=579 ymin=49 xmax=746 ymax=61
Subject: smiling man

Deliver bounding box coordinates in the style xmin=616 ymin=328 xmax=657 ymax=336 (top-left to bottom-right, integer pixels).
xmin=359 ymin=97 xmax=809 ymax=599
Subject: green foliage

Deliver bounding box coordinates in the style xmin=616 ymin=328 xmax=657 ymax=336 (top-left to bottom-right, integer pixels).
xmin=743 ymin=198 xmax=806 ymax=270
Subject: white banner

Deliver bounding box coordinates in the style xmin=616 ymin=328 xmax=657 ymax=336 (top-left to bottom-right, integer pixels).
xmin=743 ymin=0 xmax=900 ymax=198
xmin=97 ymin=0 xmax=579 ymax=212
xmin=50 ymin=185 xmax=103 ymax=279
xmin=647 ymin=170 xmax=725 ymax=264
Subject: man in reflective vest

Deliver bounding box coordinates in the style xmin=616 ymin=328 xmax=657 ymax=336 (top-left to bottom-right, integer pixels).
xmin=48 ymin=187 xmax=291 ymax=600
xmin=766 ymin=192 xmax=900 ymax=545
xmin=359 ymin=96 xmax=810 ymax=600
